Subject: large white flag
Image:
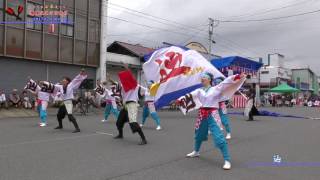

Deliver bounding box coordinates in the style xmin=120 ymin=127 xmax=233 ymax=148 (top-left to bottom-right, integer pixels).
xmin=143 ymin=46 xmax=224 ymax=109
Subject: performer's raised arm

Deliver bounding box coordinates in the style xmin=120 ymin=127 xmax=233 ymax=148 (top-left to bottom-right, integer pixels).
xmin=69 ymin=69 xmax=88 ymax=90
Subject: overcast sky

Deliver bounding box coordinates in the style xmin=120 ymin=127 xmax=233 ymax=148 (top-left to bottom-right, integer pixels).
xmin=107 ymin=0 xmax=320 ymax=74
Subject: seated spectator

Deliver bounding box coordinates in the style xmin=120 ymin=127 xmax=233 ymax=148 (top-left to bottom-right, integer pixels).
xmin=314 ymin=100 xmax=320 ymax=107
xmin=307 ymin=100 xmax=313 ymax=107
xmin=9 ymin=89 xmax=21 ymax=108
xmin=21 ymin=91 xmax=32 ymax=109
xmin=0 ymin=89 xmax=8 ymax=109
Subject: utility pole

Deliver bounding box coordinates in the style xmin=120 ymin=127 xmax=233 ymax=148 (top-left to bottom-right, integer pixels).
xmin=97 ymin=0 xmax=108 ymax=83
xmin=208 ymin=18 xmax=214 ymax=54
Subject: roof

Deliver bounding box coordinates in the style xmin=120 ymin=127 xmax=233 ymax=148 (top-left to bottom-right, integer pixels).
xmin=211 ymin=56 xmax=263 ymax=71
xmin=269 ymin=83 xmax=300 ymax=93
xmin=107 ymin=41 xmax=154 ymax=58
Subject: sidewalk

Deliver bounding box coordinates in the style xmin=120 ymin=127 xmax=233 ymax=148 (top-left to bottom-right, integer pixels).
xmin=0 ymin=107 xmax=104 ymax=119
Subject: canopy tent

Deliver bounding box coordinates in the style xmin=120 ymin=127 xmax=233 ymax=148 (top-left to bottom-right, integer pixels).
xmin=269 ymin=83 xmax=300 ymax=93
xmin=211 ymin=56 xmax=263 ymax=77
xmin=211 ymin=56 xmax=263 ymax=71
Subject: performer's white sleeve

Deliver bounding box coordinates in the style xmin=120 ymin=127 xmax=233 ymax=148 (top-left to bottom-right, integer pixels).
xmin=213 ymin=75 xmax=246 ymax=102
xmin=69 ymin=74 xmax=88 ymax=90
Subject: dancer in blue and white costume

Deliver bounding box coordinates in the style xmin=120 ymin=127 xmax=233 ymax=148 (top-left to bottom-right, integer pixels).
xmin=140 ymin=81 xmax=162 ymax=131
xmin=177 ymin=72 xmax=245 ymax=170
xmin=96 ymin=81 xmax=120 ymax=123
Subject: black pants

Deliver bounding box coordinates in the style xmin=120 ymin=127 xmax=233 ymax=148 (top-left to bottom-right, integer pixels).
xmin=57 ymin=105 xmax=80 ymax=130
xmin=116 ymin=108 xmax=146 ymax=140
xmin=249 ymin=105 xmax=259 ymax=121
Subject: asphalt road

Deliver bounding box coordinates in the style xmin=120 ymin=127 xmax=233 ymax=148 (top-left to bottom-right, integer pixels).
xmin=0 ymin=107 xmax=320 ymax=180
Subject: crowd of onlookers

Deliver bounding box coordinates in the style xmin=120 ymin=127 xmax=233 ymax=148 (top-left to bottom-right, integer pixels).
xmin=0 ymin=88 xmax=101 ymax=112
xmin=0 ymin=89 xmax=33 ymax=110
xmin=260 ymin=94 xmax=320 ymax=107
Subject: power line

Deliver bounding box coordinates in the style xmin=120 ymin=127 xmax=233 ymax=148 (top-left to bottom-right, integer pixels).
xmin=108 ymin=5 xmax=208 ymax=34
xmin=108 ymin=2 xmax=207 ymax=32
xmin=107 ymin=16 xmax=197 ymax=37
xmin=220 ymin=8 xmax=320 ymax=23
xmin=214 ymin=33 xmax=263 ymax=56
xmin=221 ymin=0 xmax=314 ymax=20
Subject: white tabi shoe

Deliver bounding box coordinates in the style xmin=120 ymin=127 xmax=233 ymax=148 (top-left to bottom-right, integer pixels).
xmin=140 ymin=124 xmax=144 ymax=127
xmin=186 ymin=151 xmax=200 ymax=158
xmin=156 ymin=126 xmax=162 ymax=131
xmin=223 ymin=161 xmax=231 ymax=170
xmin=39 ymin=123 xmax=47 ymax=127
xmin=226 ymin=133 xmax=231 ymax=140
xmin=101 ymin=119 xmax=106 ymax=122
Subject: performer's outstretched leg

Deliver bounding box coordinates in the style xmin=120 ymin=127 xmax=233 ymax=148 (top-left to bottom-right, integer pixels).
xmin=219 ymin=109 xmax=231 ymax=139
xmin=150 ymin=112 xmax=161 ymax=130
xmin=208 ymin=116 xmax=231 ymax=170
xmin=68 ymin=114 xmax=80 ymax=133
xmin=102 ymin=104 xmax=112 ymax=122
xmin=140 ymin=105 xmax=149 ymax=126
xmin=111 ymin=107 xmax=120 ymax=121
xmin=187 ymin=120 xmax=208 ymax=158
xmin=55 ymin=105 xmax=66 ymax=129
xmin=127 ymin=102 xmax=147 ymax=145
xmin=114 ymin=109 xmax=127 ymax=139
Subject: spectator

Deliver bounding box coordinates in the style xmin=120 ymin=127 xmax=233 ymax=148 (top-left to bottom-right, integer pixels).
xmin=0 ymin=89 xmax=8 ymax=109
xmin=22 ymin=91 xmax=32 ymax=109
xmin=314 ymin=99 xmax=320 ymax=107
xmin=9 ymin=89 xmax=21 ymax=108
xmin=291 ymin=98 xmax=296 ymax=106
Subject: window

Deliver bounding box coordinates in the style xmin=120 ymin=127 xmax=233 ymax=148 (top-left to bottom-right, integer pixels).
xmin=6 ymin=0 xmax=25 ymax=28
xmin=88 ymin=43 xmax=99 ymax=66
xmin=61 ymin=0 xmax=74 ymax=8
xmin=0 ymin=0 xmax=4 ymax=22
xmin=74 ymin=40 xmax=86 ymax=64
xmin=44 ymin=34 xmax=58 ymax=61
xmin=89 ymin=19 xmax=99 ymax=42
xmin=89 ymin=0 xmax=100 ymax=19
xmin=29 ymin=0 xmax=43 ymax=3
xmin=60 ymin=13 xmax=73 ymax=36
xmin=261 ymin=71 xmax=269 ymax=74
xmin=60 ymin=37 xmax=73 ymax=63
xmin=26 ymin=30 xmax=42 ymax=59
xmin=6 ymin=27 xmax=24 ymax=56
xmin=76 ymin=0 xmax=87 ymax=12
xmin=26 ymin=2 xmax=42 ymax=30
xmin=0 ymin=26 xmax=3 ymax=54
xmin=75 ymin=14 xmax=87 ymax=40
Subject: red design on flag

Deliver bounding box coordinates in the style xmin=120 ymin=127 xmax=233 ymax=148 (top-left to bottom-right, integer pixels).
xmin=157 ymin=51 xmax=191 ymax=84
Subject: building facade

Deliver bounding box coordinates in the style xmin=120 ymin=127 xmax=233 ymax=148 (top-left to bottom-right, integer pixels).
xmin=259 ymin=54 xmax=292 ymax=93
xmin=291 ymin=68 xmax=319 ymax=96
xmin=0 ymin=0 xmax=101 ymax=93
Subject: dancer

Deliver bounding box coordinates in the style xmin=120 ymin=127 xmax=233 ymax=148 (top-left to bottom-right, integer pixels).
xmin=176 ymin=72 xmax=246 ymax=170
xmin=244 ymin=90 xmax=258 ymax=121
xmin=54 ymin=69 xmax=87 ymax=133
xmin=114 ymin=63 xmax=147 ymax=145
xmin=25 ymin=79 xmax=52 ymax=127
xmin=95 ymin=81 xmax=120 ymax=122
xmin=140 ymin=81 xmax=162 ymax=131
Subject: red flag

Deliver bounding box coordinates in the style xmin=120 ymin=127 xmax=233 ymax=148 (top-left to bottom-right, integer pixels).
xmin=6 ymin=7 xmax=15 ymax=16
xmin=18 ymin=5 xmax=23 ymax=14
xmin=118 ymin=70 xmax=137 ymax=92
